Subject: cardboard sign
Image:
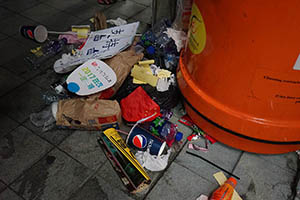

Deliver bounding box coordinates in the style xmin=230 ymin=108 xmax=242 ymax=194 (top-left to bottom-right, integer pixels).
xmin=66 ymin=59 xmax=116 ymax=96
xmin=54 ymin=22 xmax=139 ymax=74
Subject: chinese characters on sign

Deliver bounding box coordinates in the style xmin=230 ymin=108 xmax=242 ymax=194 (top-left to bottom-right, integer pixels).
xmin=80 ymin=66 xmax=104 ymax=89
xmin=54 ymin=22 xmax=139 ymax=74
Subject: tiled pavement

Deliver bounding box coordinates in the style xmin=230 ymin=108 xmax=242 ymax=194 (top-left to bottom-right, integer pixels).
xmin=0 ymin=0 xmax=299 ymax=200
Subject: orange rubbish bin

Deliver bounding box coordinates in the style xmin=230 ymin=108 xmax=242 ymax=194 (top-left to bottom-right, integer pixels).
xmin=177 ymin=0 xmax=300 ymax=154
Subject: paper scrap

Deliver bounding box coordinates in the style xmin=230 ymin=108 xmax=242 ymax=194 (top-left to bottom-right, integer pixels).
xmin=213 ymin=172 xmax=243 ymax=200
xmin=156 ymin=78 xmax=170 ymax=92
xmin=71 ymin=25 xmax=90 ymax=39
xmin=196 ymin=194 xmax=208 ymax=200
xmin=188 ymin=143 xmax=208 ymax=152
xmin=77 ymin=29 xmax=89 ymax=39
xmin=157 ymin=69 xmax=171 ymax=78
xmin=106 ymin=17 xmax=127 ymax=26
xmin=131 ymin=65 xmax=158 ymax=87
xmin=165 ymin=28 xmax=187 ymax=52
xmin=133 ymin=78 xmax=147 ymax=84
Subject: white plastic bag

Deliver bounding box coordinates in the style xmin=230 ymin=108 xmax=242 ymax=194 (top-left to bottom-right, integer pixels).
xmin=135 ymin=149 xmax=171 ymax=171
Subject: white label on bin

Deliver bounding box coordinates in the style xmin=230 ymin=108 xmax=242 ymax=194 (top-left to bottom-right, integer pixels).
xmin=293 ymin=54 xmax=300 ymax=70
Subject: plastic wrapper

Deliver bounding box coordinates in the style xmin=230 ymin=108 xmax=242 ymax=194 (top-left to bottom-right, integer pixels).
xmin=172 ymin=0 xmax=193 ymax=32
xmin=120 ymin=86 xmax=160 ymax=123
xmin=135 ymin=149 xmax=171 ymax=171
xmin=115 ymin=76 xmax=180 ymax=110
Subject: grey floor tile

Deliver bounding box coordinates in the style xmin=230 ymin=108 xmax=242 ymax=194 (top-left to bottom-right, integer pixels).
xmin=23 ymin=118 xmax=74 ymax=146
xmin=0 ymin=114 xmax=19 ymax=137
xmin=131 ymin=7 xmax=152 ymax=24
xmin=83 ymin=0 xmax=118 ymax=8
xmin=0 ymin=188 xmax=23 ymax=200
xmin=12 ymin=33 xmax=43 ymax=50
xmin=108 ymin=0 xmax=146 ymax=18
xmin=175 ymin=141 xmax=242 ymax=183
xmin=154 ymin=0 xmax=176 ymax=23
xmin=62 ymin=1 xmax=103 ymax=21
xmin=258 ymin=152 xmax=298 ymax=173
xmin=127 ymin=18 xmax=150 ymax=34
xmin=146 ymin=162 xmax=217 ymax=200
xmin=38 ymin=11 xmax=83 ymax=31
xmin=66 ymin=177 xmax=111 ymax=200
xmin=0 ymin=181 xmax=6 ymax=193
xmin=0 ymin=13 xmax=37 ymax=36
xmin=1 ymin=0 xmax=40 ymax=12
xmin=2 ymin=53 xmax=44 ymax=81
xmin=233 ymin=152 xmax=295 ymax=200
xmin=0 ymin=67 xmax=25 ymax=97
xmin=43 ymin=0 xmax=85 ymax=11
xmin=0 ymin=32 xmax=8 ymax=41
xmin=21 ymin=4 xmax=60 ymax=24
xmin=130 ymin=0 xmax=152 ymax=7
xmin=102 ymin=9 xmax=128 ymax=21
xmin=0 ymin=6 xmax=15 ymax=19
xmin=0 ymin=126 xmax=53 ymax=184
xmin=59 ymin=130 xmax=107 ymax=170
xmin=11 ymin=148 xmax=93 ymax=200
xmin=0 ymin=82 xmax=45 ymax=123
xmin=0 ymin=38 xmax=28 ymax=65
xmin=30 ymin=68 xmax=67 ymax=90
xmin=93 ymin=171 xmax=134 ymax=200
xmin=96 ymin=161 xmax=128 ymax=193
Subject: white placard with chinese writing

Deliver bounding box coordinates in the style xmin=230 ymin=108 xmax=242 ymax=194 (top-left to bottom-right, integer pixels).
xmin=54 ymin=22 xmax=139 ymax=74
xmin=66 ymin=59 xmax=117 ymax=96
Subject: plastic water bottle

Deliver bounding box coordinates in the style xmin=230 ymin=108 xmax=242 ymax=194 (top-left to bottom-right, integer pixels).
xmin=209 ymin=177 xmax=237 ymax=200
xmin=151 ymin=117 xmax=183 ymax=147
xmin=30 ymin=102 xmax=57 ymax=132
xmin=25 ymin=38 xmax=67 ymax=68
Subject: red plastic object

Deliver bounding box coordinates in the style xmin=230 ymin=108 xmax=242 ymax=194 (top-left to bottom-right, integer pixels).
xmin=210 ymin=177 xmax=237 ymax=200
xmin=120 ymin=86 xmax=160 ymax=122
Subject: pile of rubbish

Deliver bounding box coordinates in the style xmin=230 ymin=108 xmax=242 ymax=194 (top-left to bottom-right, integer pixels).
xmin=22 ymin=8 xmax=234 ymax=197
xmin=24 ymin=13 xmax=189 ymax=193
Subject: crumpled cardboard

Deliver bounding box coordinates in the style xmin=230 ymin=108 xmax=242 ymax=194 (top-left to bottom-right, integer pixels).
xmin=88 ymin=46 xmax=144 ymax=99
xmin=56 ymin=98 xmax=121 ymax=130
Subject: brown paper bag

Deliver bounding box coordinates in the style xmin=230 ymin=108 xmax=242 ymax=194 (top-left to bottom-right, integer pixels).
xmin=94 ymin=10 xmax=107 ymax=30
xmin=56 ymin=98 xmax=121 ymax=130
xmin=88 ymin=46 xmax=144 ymax=99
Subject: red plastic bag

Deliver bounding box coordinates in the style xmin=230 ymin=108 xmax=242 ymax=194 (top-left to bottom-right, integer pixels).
xmin=120 ymin=86 xmax=160 ymax=122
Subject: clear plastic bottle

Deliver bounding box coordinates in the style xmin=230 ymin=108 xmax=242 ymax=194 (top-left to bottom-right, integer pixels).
xmin=209 ymin=177 xmax=237 ymax=200
xmin=25 ymin=38 xmax=67 ymax=68
xmin=30 ymin=102 xmax=57 ymax=132
xmin=151 ymin=117 xmax=183 ymax=147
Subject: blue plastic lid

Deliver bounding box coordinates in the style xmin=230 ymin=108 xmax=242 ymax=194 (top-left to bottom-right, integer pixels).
xmin=146 ymin=46 xmax=155 ymax=55
xmin=67 ymin=82 xmax=80 ymax=93
xmin=175 ymin=131 xmax=183 ymax=141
